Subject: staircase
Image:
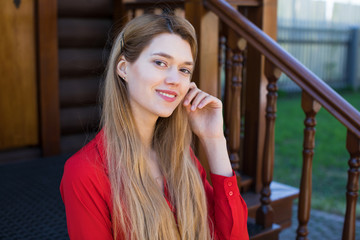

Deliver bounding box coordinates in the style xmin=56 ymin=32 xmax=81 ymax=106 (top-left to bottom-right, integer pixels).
xmin=204 ymin=0 xmax=360 ymax=240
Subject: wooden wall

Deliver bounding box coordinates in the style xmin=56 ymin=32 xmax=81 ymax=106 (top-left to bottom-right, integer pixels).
xmin=0 ymin=0 xmax=39 ymax=151
xmin=57 ymin=0 xmax=113 ymax=154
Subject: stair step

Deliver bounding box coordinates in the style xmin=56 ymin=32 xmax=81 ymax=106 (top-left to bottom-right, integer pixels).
xmin=243 ymin=182 xmax=299 ymax=229
xmin=248 ymin=218 xmax=282 ymax=240
xmin=239 ymin=173 xmax=253 ymax=191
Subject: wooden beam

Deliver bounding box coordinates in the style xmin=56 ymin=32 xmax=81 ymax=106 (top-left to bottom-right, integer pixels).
xmin=37 ymin=0 xmax=61 ymax=156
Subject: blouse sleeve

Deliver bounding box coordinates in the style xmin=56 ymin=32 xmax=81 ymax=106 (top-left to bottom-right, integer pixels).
xmin=190 ymin=149 xmax=249 ymax=240
xmin=60 ymin=150 xmax=113 ymax=240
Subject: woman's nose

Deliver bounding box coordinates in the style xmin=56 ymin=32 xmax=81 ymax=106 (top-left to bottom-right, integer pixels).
xmin=164 ymin=68 xmax=180 ymax=85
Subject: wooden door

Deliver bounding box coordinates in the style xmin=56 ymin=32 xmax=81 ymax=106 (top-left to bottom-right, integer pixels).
xmin=0 ymin=0 xmax=39 ymax=150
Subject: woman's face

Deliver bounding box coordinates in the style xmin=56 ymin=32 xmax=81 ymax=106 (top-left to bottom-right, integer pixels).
xmin=118 ymin=33 xmax=194 ymax=120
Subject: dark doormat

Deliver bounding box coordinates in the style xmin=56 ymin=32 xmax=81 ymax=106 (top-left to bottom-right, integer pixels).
xmin=0 ymin=155 xmax=70 ymax=240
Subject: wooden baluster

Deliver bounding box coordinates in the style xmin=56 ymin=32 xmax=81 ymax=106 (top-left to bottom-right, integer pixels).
xmin=256 ymin=61 xmax=281 ymax=228
xmin=342 ymin=130 xmax=360 ymax=240
xmin=228 ymin=50 xmax=244 ymax=182
xmin=218 ymin=35 xmax=226 ymax=99
xmin=224 ymin=46 xmax=233 ymax=140
xmin=237 ymin=38 xmax=247 ymax=140
xmin=224 ymin=46 xmax=234 ymax=139
xmin=296 ymin=91 xmax=321 ymax=240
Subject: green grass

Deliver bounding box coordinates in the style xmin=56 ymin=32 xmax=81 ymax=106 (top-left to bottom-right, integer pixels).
xmin=273 ymin=90 xmax=360 ymax=218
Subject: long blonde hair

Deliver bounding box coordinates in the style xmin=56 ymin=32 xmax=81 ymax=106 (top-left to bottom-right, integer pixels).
xmin=101 ymin=14 xmax=211 ymax=239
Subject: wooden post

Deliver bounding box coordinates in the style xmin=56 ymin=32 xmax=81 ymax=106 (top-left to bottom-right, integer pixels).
xmin=256 ymin=60 xmax=281 ymax=228
xmin=342 ymin=130 xmax=360 ymax=240
xmin=243 ymin=0 xmax=278 ymax=192
xmin=37 ymin=0 xmax=61 ymax=156
xmin=185 ymin=0 xmax=219 ymax=180
xmin=185 ymin=0 xmax=219 ymax=97
xmin=296 ymin=91 xmax=321 ymax=240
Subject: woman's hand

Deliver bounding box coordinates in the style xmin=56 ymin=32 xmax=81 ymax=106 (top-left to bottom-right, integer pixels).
xmin=183 ymin=82 xmax=224 ymax=140
xmin=183 ymin=82 xmax=233 ymax=177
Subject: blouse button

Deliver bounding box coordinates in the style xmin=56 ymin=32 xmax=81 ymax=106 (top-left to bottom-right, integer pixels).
xmin=227 ymin=181 xmax=233 ymax=187
xmin=228 ymin=191 xmax=233 ymax=196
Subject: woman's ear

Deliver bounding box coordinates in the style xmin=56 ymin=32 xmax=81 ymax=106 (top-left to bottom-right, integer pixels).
xmin=116 ymin=56 xmax=128 ymax=82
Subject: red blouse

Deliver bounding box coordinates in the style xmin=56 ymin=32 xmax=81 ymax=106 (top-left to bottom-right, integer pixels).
xmin=60 ymin=131 xmax=249 ymax=240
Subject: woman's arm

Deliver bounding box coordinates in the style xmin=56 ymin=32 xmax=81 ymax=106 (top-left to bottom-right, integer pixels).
xmin=199 ymin=136 xmax=233 ymax=177
xmin=190 ymin=149 xmax=249 ymax=240
xmin=185 ymin=83 xmax=249 ymax=239
xmin=183 ymin=82 xmax=234 ymax=177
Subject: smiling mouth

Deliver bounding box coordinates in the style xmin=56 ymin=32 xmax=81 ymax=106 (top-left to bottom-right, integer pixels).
xmin=158 ymin=91 xmax=176 ymax=98
xmin=156 ymin=90 xmax=177 ymax=102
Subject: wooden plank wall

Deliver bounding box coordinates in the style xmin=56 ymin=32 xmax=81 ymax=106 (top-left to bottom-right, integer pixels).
xmin=0 ymin=0 xmax=39 ymax=151
xmin=57 ymin=0 xmax=113 ymax=153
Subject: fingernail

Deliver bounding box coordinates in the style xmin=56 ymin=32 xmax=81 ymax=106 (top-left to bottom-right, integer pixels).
xmin=184 ymin=100 xmax=189 ymax=105
xmin=191 ymin=105 xmax=196 ymax=111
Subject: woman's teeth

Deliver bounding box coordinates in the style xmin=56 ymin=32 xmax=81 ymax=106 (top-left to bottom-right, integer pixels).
xmin=158 ymin=92 xmax=175 ymax=98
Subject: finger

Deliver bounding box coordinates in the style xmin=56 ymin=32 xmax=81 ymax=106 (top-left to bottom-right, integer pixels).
xmin=197 ymin=95 xmax=217 ymax=109
xmin=190 ymin=91 xmax=209 ymax=111
xmin=183 ymin=85 xmax=201 ymax=106
xmin=188 ymin=82 xmax=197 ymax=89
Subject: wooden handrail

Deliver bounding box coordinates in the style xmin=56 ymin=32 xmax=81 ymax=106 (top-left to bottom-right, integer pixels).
xmin=204 ymin=0 xmax=360 ymax=138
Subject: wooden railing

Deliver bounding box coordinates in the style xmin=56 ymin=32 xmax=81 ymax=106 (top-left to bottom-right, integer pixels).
xmin=204 ymin=0 xmax=360 ymax=239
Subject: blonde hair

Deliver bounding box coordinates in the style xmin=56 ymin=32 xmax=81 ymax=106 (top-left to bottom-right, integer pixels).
xmin=101 ymin=14 xmax=211 ymax=239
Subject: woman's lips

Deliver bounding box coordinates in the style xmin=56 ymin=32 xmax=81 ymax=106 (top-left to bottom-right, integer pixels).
xmin=156 ymin=90 xmax=177 ymax=102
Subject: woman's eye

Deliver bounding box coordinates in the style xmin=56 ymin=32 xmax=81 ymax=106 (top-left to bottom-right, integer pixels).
xmin=180 ymin=68 xmax=191 ymax=75
xmin=155 ymin=60 xmax=166 ymax=67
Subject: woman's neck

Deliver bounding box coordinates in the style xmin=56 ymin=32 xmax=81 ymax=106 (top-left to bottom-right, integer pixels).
xmin=138 ymin=122 xmax=155 ymax=150
xmin=132 ymin=113 xmax=164 ymax=191
xmin=131 ymin=110 xmax=157 ymax=150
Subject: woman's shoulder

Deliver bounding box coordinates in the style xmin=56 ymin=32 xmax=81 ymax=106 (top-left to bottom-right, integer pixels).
xmin=60 ymin=130 xmax=111 ymax=215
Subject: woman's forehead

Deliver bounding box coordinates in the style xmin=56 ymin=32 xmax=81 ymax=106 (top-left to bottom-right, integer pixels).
xmin=143 ymin=33 xmax=194 ymax=63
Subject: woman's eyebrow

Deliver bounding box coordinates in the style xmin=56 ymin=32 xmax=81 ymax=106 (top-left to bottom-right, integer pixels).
xmin=151 ymin=52 xmax=194 ymax=66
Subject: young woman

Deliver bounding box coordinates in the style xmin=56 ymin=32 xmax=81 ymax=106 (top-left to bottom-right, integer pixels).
xmin=60 ymin=14 xmax=249 ymax=240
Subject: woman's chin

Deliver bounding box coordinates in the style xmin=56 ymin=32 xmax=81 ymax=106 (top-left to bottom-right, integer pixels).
xmin=157 ymin=108 xmax=177 ymax=118
xmin=158 ymin=112 xmax=173 ymax=118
